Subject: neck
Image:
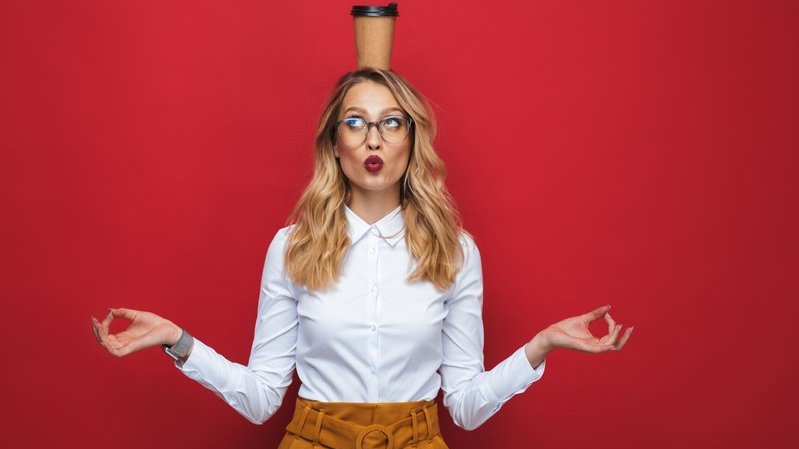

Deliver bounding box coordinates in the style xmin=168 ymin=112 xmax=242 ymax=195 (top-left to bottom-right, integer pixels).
xmin=347 ymin=185 xmax=401 ymax=224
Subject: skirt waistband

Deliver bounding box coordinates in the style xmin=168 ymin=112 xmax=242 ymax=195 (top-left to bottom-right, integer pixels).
xmin=285 ymin=396 xmax=440 ymax=449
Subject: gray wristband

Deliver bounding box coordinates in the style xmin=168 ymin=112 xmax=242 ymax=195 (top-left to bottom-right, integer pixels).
xmin=162 ymin=328 xmax=194 ymax=361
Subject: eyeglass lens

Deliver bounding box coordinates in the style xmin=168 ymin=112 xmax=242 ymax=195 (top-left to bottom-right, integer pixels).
xmin=338 ymin=116 xmax=410 ymax=146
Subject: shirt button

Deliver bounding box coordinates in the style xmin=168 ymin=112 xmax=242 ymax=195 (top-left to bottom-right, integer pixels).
xmin=370 ymin=286 xmax=376 ymax=293
xmin=371 ymin=324 xmax=377 ymax=332
xmin=369 ymin=247 xmax=376 ymax=253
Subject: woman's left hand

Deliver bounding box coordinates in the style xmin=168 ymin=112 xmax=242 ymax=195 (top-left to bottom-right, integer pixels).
xmin=526 ymin=304 xmax=633 ymax=367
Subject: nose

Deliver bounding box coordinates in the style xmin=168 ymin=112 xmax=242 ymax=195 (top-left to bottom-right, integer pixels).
xmin=365 ymin=123 xmax=382 ymax=151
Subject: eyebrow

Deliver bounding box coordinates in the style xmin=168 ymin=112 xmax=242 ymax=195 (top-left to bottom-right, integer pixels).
xmin=343 ymin=106 xmax=404 ymax=116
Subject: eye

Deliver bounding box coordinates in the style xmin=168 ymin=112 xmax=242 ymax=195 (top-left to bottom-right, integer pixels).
xmin=343 ymin=117 xmax=365 ymax=128
xmin=382 ymin=116 xmax=402 ymax=128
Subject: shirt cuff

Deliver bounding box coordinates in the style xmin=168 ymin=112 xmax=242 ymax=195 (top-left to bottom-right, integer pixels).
xmin=173 ymin=337 xmax=213 ymax=378
xmin=483 ymin=344 xmax=546 ymax=404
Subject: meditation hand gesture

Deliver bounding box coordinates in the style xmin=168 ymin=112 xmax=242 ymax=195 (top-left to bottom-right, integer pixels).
xmin=544 ymin=304 xmax=633 ymax=353
xmin=525 ymin=304 xmax=634 ymax=367
xmin=91 ymin=308 xmax=181 ymax=357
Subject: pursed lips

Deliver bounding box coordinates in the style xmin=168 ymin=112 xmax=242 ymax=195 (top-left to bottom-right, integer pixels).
xmin=364 ymin=155 xmax=384 ymax=172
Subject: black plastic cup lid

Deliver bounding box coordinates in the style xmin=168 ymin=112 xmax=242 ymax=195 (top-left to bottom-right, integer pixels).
xmin=351 ymin=2 xmax=399 ymax=17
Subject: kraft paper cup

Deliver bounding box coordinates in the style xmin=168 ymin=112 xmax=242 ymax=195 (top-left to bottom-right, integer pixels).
xmin=351 ymin=3 xmax=399 ymax=69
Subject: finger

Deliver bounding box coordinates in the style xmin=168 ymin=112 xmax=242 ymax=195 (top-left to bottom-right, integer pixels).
xmin=103 ymin=340 xmax=130 ymax=357
xmin=104 ymin=334 xmax=150 ymax=358
xmin=91 ymin=317 xmax=102 ymax=343
xmin=110 ymin=307 xmax=138 ymax=321
xmin=614 ymin=327 xmax=634 ymax=350
xmin=572 ymin=338 xmax=615 ymax=354
xmin=101 ymin=309 xmax=114 ymax=333
xmin=100 ymin=332 xmax=129 ymax=356
xmin=604 ymin=312 xmax=617 ymax=336
xmin=584 ymin=343 xmax=616 ymax=354
xmin=606 ymin=324 xmax=622 ymax=346
xmin=93 ymin=316 xmax=109 ymax=340
xmin=583 ymin=304 xmax=612 ymax=322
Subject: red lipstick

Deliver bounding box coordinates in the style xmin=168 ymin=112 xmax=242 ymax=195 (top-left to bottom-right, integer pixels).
xmin=364 ymin=155 xmax=384 ymax=172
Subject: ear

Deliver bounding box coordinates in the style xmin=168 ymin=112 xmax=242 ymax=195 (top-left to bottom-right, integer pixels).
xmin=333 ymin=144 xmax=340 ymax=158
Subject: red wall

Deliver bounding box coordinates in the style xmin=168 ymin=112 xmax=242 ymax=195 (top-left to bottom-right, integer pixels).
xmin=1 ymin=1 xmax=797 ymax=448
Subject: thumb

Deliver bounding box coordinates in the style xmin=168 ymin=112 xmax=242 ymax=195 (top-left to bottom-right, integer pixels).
xmin=583 ymin=304 xmax=611 ymax=322
xmin=110 ymin=307 xmax=138 ymax=321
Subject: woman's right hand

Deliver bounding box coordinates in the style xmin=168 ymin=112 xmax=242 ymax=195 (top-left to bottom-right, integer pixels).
xmin=91 ymin=307 xmax=182 ymax=357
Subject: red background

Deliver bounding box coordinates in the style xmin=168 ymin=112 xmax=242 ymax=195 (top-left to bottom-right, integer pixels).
xmin=1 ymin=0 xmax=797 ymax=448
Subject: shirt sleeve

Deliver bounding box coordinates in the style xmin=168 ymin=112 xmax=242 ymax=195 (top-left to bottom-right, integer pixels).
xmin=439 ymin=234 xmax=546 ymax=431
xmin=172 ymin=226 xmax=298 ymax=425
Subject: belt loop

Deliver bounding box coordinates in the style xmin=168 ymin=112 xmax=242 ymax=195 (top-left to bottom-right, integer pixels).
xmin=298 ymin=405 xmax=311 ymax=434
xmin=422 ymin=405 xmax=433 ymax=441
xmin=410 ymin=408 xmax=419 ymax=447
xmin=312 ymin=409 xmax=326 ymax=448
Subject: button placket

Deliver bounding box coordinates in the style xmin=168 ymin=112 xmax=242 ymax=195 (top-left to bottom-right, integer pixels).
xmin=373 ymin=233 xmax=383 ymax=380
xmin=367 ymin=229 xmax=380 ymax=383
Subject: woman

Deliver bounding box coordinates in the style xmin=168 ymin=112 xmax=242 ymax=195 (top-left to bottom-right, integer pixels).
xmin=92 ymin=67 xmax=633 ymax=448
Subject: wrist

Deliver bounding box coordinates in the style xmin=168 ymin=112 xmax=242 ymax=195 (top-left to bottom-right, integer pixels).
xmin=524 ymin=331 xmax=552 ymax=369
xmin=162 ymin=326 xmax=194 ymax=362
xmin=165 ymin=322 xmax=183 ymax=346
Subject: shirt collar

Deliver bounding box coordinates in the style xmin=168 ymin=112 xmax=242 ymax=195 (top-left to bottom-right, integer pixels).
xmin=344 ymin=204 xmax=405 ymax=247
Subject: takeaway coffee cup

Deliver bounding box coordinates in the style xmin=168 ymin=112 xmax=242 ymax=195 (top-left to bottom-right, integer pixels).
xmin=351 ymin=3 xmax=399 ymax=69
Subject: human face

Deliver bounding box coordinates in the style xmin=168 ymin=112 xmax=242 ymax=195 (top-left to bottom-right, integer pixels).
xmin=334 ymin=81 xmax=412 ymax=202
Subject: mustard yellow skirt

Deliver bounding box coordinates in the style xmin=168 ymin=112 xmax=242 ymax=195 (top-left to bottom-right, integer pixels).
xmin=277 ymin=396 xmax=450 ymax=449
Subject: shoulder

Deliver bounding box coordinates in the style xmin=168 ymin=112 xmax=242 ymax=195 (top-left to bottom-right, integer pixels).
xmin=454 ymin=230 xmax=481 ymax=279
xmin=264 ymin=224 xmax=297 ymax=263
xmin=263 ymin=225 xmax=300 ymax=295
xmin=446 ymin=230 xmax=483 ymax=298
xmin=269 ymin=224 xmax=296 ymax=248
xmin=457 ymin=230 xmax=480 ymax=261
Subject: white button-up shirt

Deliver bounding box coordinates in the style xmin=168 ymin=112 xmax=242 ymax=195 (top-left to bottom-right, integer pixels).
xmin=175 ymin=204 xmax=546 ymax=430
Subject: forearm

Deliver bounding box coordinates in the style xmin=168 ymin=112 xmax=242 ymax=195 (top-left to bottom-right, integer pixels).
xmin=443 ymin=344 xmax=547 ymax=431
xmin=524 ymin=331 xmax=552 ymax=370
xmin=173 ymin=337 xmax=291 ymax=425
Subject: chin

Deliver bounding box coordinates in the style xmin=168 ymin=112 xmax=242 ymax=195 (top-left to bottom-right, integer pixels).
xmin=354 ymin=177 xmax=401 ymax=192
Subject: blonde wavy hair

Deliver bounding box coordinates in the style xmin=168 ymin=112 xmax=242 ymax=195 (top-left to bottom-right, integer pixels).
xmin=284 ymin=67 xmax=469 ymax=292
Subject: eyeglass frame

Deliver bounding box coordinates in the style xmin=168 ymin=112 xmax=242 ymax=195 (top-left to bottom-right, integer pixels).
xmin=333 ymin=115 xmax=414 ymax=146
